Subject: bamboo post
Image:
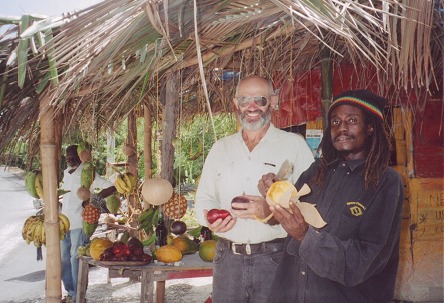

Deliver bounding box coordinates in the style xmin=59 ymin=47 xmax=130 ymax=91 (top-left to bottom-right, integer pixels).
xmin=39 ymin=95 xmax=62 ymax=303
xmin=144 ymin=103 xmax=153 ymax=180
xmin=320 ymin=45 xmax=332 ymax=130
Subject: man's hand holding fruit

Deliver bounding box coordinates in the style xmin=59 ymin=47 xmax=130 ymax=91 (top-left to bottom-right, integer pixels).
xmin=203 ymin=208 xmax=236 ymax=233
xmin=230 ymin=195 xmax=273 ymax=222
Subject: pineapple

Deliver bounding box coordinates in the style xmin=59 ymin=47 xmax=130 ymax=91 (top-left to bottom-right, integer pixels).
xmin=163 ymin=192 xmax=188 ymax=219
xmin=82 ymin=193 xmax=103 ymax=224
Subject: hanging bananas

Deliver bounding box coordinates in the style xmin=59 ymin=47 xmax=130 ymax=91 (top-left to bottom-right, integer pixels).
xmin=21 ymin=213 xmax=71 ymax=247
xmin=115 ymin=172 xmax=138 ymax=195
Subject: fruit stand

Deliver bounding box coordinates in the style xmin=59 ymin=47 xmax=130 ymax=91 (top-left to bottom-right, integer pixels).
xmin=77 ymin=254 xmax=213 ymax=303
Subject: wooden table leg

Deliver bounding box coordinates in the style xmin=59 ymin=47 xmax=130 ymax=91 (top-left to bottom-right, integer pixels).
xmin=76 ymin=258 xmax=89 ymax=303
xmin=155 ymin=281 xmax=166 ymax=303
xmin=140 ymin=269 xmax=154 ymax=303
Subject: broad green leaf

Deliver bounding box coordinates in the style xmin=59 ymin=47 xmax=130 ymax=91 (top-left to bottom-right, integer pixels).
xmin=17 ymin=14 xmax=31 ymax=88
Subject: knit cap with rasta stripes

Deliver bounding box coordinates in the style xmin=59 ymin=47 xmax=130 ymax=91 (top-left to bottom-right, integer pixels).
xmin=328 ymin=89 xmax=389 ymax=122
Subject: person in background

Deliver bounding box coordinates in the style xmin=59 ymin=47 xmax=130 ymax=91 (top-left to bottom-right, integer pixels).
xmin=60 ymin=145 xmax=115 ymax=303
xmin=195 ymin=75 xmax=314 ymax=303
xmin=260 ymin=90 xmax=404 ymax=303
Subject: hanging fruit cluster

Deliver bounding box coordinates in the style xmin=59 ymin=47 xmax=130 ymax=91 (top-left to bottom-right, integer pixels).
xmin=114 ymin=172 xmax=138 ymax=195
xmin=163 ymin=192 xmax=188 ymax=219
xmin=22 ymin=213 xmax=70 ymax=247
xmin=82 ymin=193 xmax=104 ymax=238
xmin=25 ymin=170 xmax=44 ymax=199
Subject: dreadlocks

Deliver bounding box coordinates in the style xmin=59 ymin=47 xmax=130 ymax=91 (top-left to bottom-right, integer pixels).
xmin=313 ymin=112 xmax=391 ymax=189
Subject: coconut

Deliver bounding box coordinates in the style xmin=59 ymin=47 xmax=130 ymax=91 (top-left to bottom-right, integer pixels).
xmin=141 ymin=178 xmax=174 ymax=208
xmin=77 ymin=186 xmax=91 ymax=201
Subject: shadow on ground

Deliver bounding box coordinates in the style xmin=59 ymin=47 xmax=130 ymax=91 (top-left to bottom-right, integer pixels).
xmin=5 ymin=270 xmax=45 ymax=282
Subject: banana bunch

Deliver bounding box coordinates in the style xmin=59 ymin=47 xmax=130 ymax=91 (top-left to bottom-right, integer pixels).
xmin=22 ymin=215 xmax=45 ymax=247
xmin=22 ymin=213 xmax=71 ymax=247
xmin=115 ymin=172 xmax=138 ymax=195
xmin=137 ymin=207 xmax=159 ymax=233
xmin=59 ymin=213 xmax=70 ymax=240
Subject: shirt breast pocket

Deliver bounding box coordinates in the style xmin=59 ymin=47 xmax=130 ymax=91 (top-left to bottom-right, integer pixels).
xmin=214 ymin=163 xmax=237 ymax=193
xmin=338 ymin=205 xmax=364 ymax=238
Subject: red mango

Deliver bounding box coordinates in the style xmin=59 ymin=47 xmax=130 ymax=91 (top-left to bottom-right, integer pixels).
xmin=207 ymin=209 xmax=231 ymax=224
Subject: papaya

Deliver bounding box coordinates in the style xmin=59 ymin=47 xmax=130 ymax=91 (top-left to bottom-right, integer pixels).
xmin=199 ymin=240 xmax=217 ymax=262
xmin=89 ymin=237 xmax=113 ymax=260
xmin=155 ymin=245 xmax=182 ymax=263
xmin=106 ymin=194 xmax=121 ymax=214
xmin=172 ymin=236 xmax=199 ymax=255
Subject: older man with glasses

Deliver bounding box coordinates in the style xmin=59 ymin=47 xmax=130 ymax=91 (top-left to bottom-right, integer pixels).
xmin=195 ymin=75 xmax=314 ymax=303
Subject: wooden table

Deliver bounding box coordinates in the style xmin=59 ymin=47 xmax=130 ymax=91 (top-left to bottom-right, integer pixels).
xmin=77 ymin=254 xmax=213 ymax=303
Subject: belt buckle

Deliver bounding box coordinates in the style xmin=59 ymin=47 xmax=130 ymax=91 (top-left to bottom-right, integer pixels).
xmin=231 ymin=243 xmax=251 ymax=255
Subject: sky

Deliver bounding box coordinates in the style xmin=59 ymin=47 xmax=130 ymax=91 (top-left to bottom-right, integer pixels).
xmin=1 ymin=0 xmax=104 ymax=17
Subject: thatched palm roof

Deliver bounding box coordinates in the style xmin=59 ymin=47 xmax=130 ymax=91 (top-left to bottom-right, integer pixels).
xmin=0 ymin=0 xmax=443 ymax=156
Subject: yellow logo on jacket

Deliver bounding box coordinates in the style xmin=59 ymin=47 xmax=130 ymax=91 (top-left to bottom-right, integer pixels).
xmin=347 ymin=202 xmax=366 ymax=217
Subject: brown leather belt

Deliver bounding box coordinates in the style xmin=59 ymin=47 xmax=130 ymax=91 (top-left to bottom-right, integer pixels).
xmin=218 ymin=237 xmax=285 ymax=255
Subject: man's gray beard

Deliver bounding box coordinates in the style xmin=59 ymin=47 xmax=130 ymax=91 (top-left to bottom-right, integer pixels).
xmin=239 ymin=107 xmax=272 ymax=131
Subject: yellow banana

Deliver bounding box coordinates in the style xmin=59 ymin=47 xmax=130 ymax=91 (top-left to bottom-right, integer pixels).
xmin=59 ymin=219 xmax=66 ymax=240
xmin=33 ymin=221 xmax=42 ymax=247
xmin=26 ymin=218 xmax=38 ymax=242
xmin=59 ymin=213 xmax=71 ymax=231
xmin=41 ymin=221 xmax=46 ymax=245
xmin=114 ymin=179 xmax=124 ymax=194
xmin=22 ymin=216 xmax=36 ymax=240
xmin=122 ymin=173 xmax=131 ymax=191
xmin=121 ymin=174 xmax=132 ymax=193
xmin=115 ymin=175 xmax=130 ymax=194
xmin=34 ymin=172 xmax=44 ymax=199
xmin=127 ymin=173 xmax=138 ymax=192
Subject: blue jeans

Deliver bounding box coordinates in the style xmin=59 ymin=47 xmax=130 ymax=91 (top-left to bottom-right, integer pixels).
xmin=212 ymin=241 xmax=283 ymax=303
xmin=61 ymin=228 xmax=87 ymax=301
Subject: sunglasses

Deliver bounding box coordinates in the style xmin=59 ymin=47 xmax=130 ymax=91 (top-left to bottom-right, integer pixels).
xmin=236 ymin=96 xmax=269 ymax=107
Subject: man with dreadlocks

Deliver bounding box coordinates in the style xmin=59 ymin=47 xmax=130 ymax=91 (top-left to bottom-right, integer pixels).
xmin=258 ymin=89 xmax=404 ymax=303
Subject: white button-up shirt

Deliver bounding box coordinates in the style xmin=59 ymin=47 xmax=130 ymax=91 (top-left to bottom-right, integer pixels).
xmin=61 ymin=162 xmax=113 ymax=229
xmin=195 ymin=124 xmax=314 ymax=243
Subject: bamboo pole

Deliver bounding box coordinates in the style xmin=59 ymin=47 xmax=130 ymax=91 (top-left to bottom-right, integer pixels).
xmin=39 ymin=95 xmax=62 ymax=303
xmin=143 ymin=103 xmax=153 ymax=180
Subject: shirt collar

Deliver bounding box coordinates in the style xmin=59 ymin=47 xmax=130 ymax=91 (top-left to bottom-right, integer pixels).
xmin=329 ymin=158 xmax=366 ymax=171
xmin=236 ymin=123 xmax=276 ymax=142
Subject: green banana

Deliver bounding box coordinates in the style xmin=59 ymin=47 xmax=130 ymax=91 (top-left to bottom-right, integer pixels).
xmin=137 ymin=207 xmax=154 ymax=223
xmin=141 ymin=233 xmax=156 ymax=246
